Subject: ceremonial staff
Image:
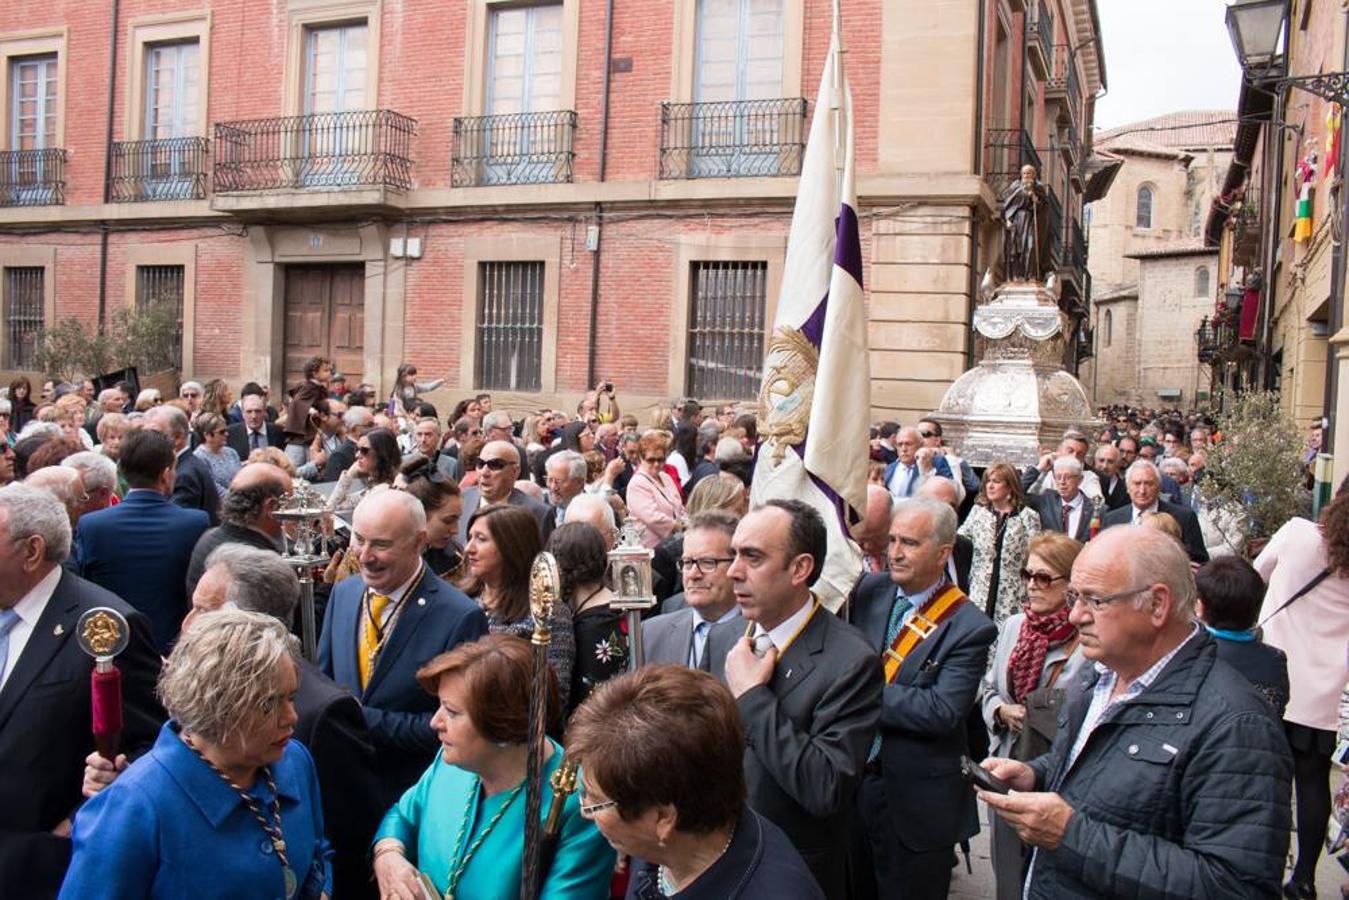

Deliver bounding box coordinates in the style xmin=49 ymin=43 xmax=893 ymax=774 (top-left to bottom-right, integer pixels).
xmin=609 ymin=519 xmax=656 ymax=670
xmin=274 ymin=480 xmax=332 ymax=660
xmin=77 ymin=606 xmax=131 ymax=762
xmin=521 ymin=551 xmax=561 ymax=900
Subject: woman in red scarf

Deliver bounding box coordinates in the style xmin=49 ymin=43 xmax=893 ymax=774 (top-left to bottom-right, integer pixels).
xmin=978 ymin=531 xmax=1087 ymax=900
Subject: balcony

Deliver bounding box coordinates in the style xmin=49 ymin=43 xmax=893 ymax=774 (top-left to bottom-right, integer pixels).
xmin=659 ymin=98 xmax=807 ymax=180
xmin=0 ymin=148 xmax=66 ymax=207
xmin=1045 ymin=45 xmax=1082 ymax=131
xmin=211 ymin=109 xmax=415 ymax=217
xmin=451 ymin=110 xmax=576 ymax=187
xmin=110 ymin=137 xmax=209 ymax=202
xmin=1025 ymin=0 xmax=1054 ymax=79
xmin=984 ymin=128 xmax=1041 ymax=195
xmin=1196 ymin=312 xmax=1239 ymax=364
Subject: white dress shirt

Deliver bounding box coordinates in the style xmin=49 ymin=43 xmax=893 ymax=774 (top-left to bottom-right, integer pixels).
xmin=0 ymin=566 xmax=62 ymax=690
xmin=752 ymin=596 xmax=816 ymax=651
xmin=1130 ymin=501 xmax=1160 ymax=524
xmin=1060 ymin=491 xmax=1085 ymax=536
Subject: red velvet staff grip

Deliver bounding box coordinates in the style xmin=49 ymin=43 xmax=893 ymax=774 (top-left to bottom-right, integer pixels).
xmin=91 ymin=666 xmax=123 ymax=760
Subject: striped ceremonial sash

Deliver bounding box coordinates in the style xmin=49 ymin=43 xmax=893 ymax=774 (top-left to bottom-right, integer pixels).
xmin=882 ymin=585 xmax=967 ymax=684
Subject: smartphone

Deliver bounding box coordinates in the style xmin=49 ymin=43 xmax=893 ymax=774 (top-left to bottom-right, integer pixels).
xmin=960 ymin=755 xmax=1011 ymax=794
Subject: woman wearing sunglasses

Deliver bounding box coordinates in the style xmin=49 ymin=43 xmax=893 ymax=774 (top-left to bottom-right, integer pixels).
xmin=327 ymin=427 xmax=400 ymax=513
xmin=978 ymin=531 xmax=1086 ymax=900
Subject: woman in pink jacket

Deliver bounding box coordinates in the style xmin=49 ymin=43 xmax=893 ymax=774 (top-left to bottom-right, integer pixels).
xmin=625 ymin=431 xmax=686 ymax=548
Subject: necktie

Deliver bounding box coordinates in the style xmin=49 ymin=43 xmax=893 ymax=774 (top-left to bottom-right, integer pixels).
xmin=251 ymin=431 xmax=262 ymax=452
xmin=902 ymin=465 xmax=918 ymax=497
xmin=869 ymin=594 xmax=913 ymax=761
xmin=691 ymin=620 xmax=711 ymax=669
xmin=359 ymin=592 xmax=392 ymax=690
xmin=752 ymin=632 xmax=775 ymax=658
xmin=0 ymin=608 xmax=21 ymax=682
xmin=1062 ymin=503 xmax=1073 ymax=534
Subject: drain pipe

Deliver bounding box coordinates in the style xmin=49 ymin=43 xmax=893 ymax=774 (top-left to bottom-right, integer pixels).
xmin=97 ymin=0 xmax=122 ymax=329
xmin=585 ymin=0 xmax=615 ymax=390
xmin=964 ymin=0 xmax=986 ymax=371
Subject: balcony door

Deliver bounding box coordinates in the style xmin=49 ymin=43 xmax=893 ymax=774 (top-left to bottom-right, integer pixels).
xmin=692 ymin=0 xmax=783 ymax=176
xmin=302 ymin=22 xmax=369 ymax=185
xmin=7 ymin=55 xmax=58 ymax=202
xmin=484 ymin=4 xmax=563 ymax=183
xmin=142 ymin=41 xmax=201 ymax=198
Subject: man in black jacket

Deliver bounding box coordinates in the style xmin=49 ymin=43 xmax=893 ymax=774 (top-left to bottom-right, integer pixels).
xmin=185 ymin=462 xmax=290 ymax=596
xmin=980 ymin=526 xmax=1292 ymax=898
xmin=145 ymin=405 xmax=219 ymax=525
xmin=1100 ymin=459 xmax=1208 ymax=563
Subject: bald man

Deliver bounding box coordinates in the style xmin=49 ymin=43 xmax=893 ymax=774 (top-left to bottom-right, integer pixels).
xmin=917 ymin=477 xmax=972 ymax=594
xmin=456 ymin=439 xmax=554 ymax=545
xmin=25 ymin=466 xmax=87 ymax=529
xmin=185 ymin=463 xmax=293 ymax=597
xmin=318 ymin=489 xmax=488 ymax=808
xmin=853 ymin=483 xmax=894 ymax=574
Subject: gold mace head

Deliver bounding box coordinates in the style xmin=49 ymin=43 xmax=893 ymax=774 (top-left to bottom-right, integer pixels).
xmin=529 ymin=551 xmax=561 ymax=645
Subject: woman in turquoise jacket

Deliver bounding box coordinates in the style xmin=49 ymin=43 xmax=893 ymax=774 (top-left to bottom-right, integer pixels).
xmin=372 ymin=634 xmax=613 ymax=899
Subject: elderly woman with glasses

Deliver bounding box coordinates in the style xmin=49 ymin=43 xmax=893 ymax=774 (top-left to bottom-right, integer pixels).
xmin=567 ymin=665 xmax=823 ymax=899
xmin=371 ymin=634 xmax=613 ymax=900
xmin=978 ymin=531 xmax=1086 ymax=900
xmin=194 ymin=412 xmax=242 ymax=499
xmin=60 ymin=610 xmax=330 ymax=899
xmin=625 ymin=431 xmax=685 ymax=549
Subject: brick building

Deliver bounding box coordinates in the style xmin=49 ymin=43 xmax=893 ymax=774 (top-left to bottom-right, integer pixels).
xmin=0 ymin=0 xmax=1104 ymax=422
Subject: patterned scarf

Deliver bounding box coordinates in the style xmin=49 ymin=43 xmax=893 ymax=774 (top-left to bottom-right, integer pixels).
xmin=1007 ymin=605 xmax=1076 ymax=704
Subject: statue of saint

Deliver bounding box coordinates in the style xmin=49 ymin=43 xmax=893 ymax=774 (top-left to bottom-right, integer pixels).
xmin=1000 ymin=165 xmax=1052 ymax=283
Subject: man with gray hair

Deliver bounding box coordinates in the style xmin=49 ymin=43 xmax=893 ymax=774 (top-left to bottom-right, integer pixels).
xmin=25 ymin=466 xmax=87 ymax=530
xmin=1102 ymin=459 xmax=1208 ymax=563
xmin=144 ymin=404 xmax=219 ymax=525
xmin=402 ymin=415 xmax=460 ymax=482
xmin=1028 ymin=455 xmax=1096 ymax=542
xmin=850 ymin=496 xmax=996 ymax=899
xmin=62 ymin=451 xmax=118 ymax=516
xmin=321 ymin=405 xmax=374 ymax=482
xmin=0 ymin=483 xmax=163 ymax=896
xmin=481 ymin=410 xmax=529 ymax=471
xmin=545 ymin=449 xmax=587 ymax=525
xmin=563 ymin=492 xmax=619 ymax=548
xmin=981 ymin=526 xmax=1292 ymax=897
xmin=185 ymin=463 xmax=293 ymax=596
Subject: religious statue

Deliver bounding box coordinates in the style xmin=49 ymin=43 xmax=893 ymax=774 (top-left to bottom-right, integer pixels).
xmin=1000 ymin=165 xmax=1052 ymax=283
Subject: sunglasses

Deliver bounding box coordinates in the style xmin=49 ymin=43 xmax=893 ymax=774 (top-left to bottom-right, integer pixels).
xmin=643 ymin=456 xmax=666 ymax=465
xmin=477 ymin=458 xmax=513 ymax=471
xmin=919 ymin=431 xmax=937 ymax=439
xmin=1019 ymin=569 xmax=1067 ymax=589
xmin=356 ymin=446 xmax=372 ymax=456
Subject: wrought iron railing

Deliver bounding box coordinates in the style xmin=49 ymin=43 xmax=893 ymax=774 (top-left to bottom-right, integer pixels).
xmin=1026 ymin=0 xmax=1054 ymax=75
xmin=110 ymin=137 xmax=209 ymax=202
xmin=984 ymin=128 xmax=1041 ymax=194
xmin=1196 ymin=314 xmax=1239 ymax=364
xmin=1068 ymin=217 xmax=1087 ymax=271
xmin=452 ymin=110 xmax=576 ymax=187
xmin=212 ymin=109 xmax=416 ymax=193
xmin=0 ymin=149 xmax=66 ymax=206
xmin=1047 ymin=44 xmax=1082 ymax=129
xmin=660 ymin=98 xmax=807 ymax=179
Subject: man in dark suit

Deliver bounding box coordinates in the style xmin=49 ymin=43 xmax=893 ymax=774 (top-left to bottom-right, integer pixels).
xmin=1093 ymin=443 xmax=1130 ymax=510
xmin=643 ymin=510 xmax=742 ymax=668
xmin=1102 ymin=459 xmax=1209 ymax=564
xmin=184 ymin=462 xmax=290 ymax=597
xmin=145 ymin=404 xmax=219 ymax=525
xmin=458 ymin=440 xmax=555 ymax=545
xmin=706 ymin=500 xmax=882 ymax=898
xmin=226 ymin=392 xmax=284 ymax=460
xmin=0 ymin=483 xmax=163 ymax=898
xmin=318 ymin=488 xmax=489 ymax=809
xmin=1029 ymin=456 xmax=1097 ymax=542
xmin=849 ymin=497 xmax=997 ymax=900
xmin=76 ymin=429 xmax=211 ymax=654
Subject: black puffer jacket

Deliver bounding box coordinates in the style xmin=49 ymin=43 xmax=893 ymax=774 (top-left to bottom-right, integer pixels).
xmin=1025 ymin=630 xmax=1292 ymax=898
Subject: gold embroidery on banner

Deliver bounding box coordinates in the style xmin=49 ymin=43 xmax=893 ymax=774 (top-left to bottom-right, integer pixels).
xmin=757 ymin=326 xmax=819 ymax=464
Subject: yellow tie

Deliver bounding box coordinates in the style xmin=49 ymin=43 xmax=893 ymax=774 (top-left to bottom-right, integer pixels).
xmin=359 ymin=592 xmax=392 ymax=690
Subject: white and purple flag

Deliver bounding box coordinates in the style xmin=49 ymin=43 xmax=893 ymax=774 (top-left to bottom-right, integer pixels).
xmin=750 ymin=13 xmax=870 ymax=611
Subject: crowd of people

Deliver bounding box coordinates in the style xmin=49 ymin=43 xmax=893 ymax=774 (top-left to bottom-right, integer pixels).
xmin=1 ymin=362 xmax=1347 ymax=900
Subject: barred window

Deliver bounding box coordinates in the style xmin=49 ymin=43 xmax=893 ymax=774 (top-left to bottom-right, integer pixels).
xmin=3 ymin=267 xmax=44 ymax=369
xmin=136 ymin=264 xmax=185 ymax=370
xmin=687 ymin=261 xmax=767 ymax=400
xmin=477 ymin=261 xmax=543 ymax=391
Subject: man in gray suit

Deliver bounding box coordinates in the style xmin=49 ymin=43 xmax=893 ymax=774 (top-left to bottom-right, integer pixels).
xmin=401 ymin=417 xmax=460 ymax=482
xmin=457 ymin=440 xmax=553 ymax=544
xmin=1028 ymin=456 xmax=1096 ymax=543
xmin=707 ymin=500 xmax=881 ymax=898
xmin=643 ymin=510 xmax=741 ymax=668
xmin=849 ymin=497 xmax=997 ymax=900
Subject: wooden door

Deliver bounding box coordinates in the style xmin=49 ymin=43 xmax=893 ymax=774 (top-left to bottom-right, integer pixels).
xmin=283 ymin=264 xmax=364 ymax=388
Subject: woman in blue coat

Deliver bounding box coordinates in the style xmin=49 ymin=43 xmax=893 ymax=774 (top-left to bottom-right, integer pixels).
xmin=61 ymin=610 xmax=331 ymax=900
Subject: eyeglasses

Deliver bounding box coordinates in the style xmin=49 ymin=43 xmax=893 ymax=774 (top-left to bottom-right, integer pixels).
xmin=1019 ymin=569 xmax=1067 ymax=589
xmin=1065 ymin=585 xmax=1152 ymax=612
xmin=467 ymin=429 xmax=483 ymax=437
xmin=356 ymin=446 xmax=372 ymax=456
xmin=477 ymin=458 xmax=513 ymax=471
xmin=679 ymin=556 xmax=734 ymax=574
xmin=918 ymin=431 xmax=937 ymax=439
xmin=181 ymin=392 xmax=200 ymax=399
xmin=577 ymin=786 xmax=617 ymax=818
xmin=643 ymin=456 xmax=666 ymax=466
xmin=586 ymin=418 xmax=599 ymax=426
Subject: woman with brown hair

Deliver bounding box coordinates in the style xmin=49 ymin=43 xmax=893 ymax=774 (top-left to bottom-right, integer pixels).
xmin=371 ymin=634 xmax=613 ymax=899
xmin=463 ymin=504 xmax=575 ymax=710
xmin=548 ymin=522 xmax=623 ymax=717
xmin=625 ymin=431 xmax=685 ymax=549
xmin=200 ymin=378 xmax=233 ymax=419
xmin=8 ymin=376 xmax=36 ymax=432
xmin=958 ymin=461 xmax=1041 ymax=627
xmin=402 ymin=461 xmax=465 ymax=581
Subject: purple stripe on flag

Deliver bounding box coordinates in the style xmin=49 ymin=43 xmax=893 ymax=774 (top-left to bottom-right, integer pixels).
xmin=834 ymin=203 xmax=863 ymax=287
xmin=801 ymin=296 xmax=827 ymax=347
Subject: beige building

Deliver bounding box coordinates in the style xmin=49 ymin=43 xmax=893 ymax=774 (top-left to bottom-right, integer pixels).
xmin=1080 ymin=111 xmax=1234 ymax=407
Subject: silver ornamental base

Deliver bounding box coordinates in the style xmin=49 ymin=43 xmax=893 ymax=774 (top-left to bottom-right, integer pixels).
xmin=933 ymin=282 xmax=1096 ymax=468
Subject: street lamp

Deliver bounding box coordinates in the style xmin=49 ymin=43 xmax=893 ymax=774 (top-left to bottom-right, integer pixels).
xmin=1224 ymin=0 xmax=1285 ymax=71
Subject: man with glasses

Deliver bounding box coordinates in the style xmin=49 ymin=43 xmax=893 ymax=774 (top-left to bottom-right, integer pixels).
xmin=480 ymin=411 xmax=529 ymax=471
xmin=917 ymin=417 xmax=979 ymax=503
xmin=643 ymin=510 xmax=742 ymax=667
xmin=1029 ymin=456 xmax=1096 ymax=542
xmin=456 ymin=440 xmax=554 ymax=546
xmin=177 ymin=381 xmax=203 ymax=416
xmin=980 ymin=526 xmax=1292 ymax=898
xmin=849 ymin=497 xmax=995 ymax=900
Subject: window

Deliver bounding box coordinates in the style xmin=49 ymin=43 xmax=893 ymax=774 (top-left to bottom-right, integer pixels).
xmin=480 ymin=4 xmax=565 ymax=183
xmin=10 ymin=55 xmax=57 ymax=152
xmin=305 ymin=23 xmax=367 ymax=115
xmin=145 ymin=42 xmax=200 ymax=140
xmin=1082 ymin=203 xmax=1093 ymax=229
xmin=477 ymin=261 xmax=544 ymax=391
xmin=695 ymin=0 xmax=784 ymax=104
xmin=1102 ymin=309 xmax=1112 ymax=348
xmin=1136 ymin=184 xmax=1154 ymax=229
xmin=1194 ymin=266 xmax=1210 ymax=298
xmin=1189 ymin=197 xmax=1203 ymax=236
xmin=136 ymin=265 xmax=185 ymax=370
xmin=3 ymin=267 xmax=44 ymax=368
xmin=687 ymin=261 xmax=767 ymax=399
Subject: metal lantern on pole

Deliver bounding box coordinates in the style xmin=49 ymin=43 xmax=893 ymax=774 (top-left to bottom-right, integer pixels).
xmin=1224 ymin=0 xmax=1286 ymax=70
xmin=608 ymin=519 xmax=655 ymax=670
xmin=273 ymin=479 xmax=332 ymax=660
